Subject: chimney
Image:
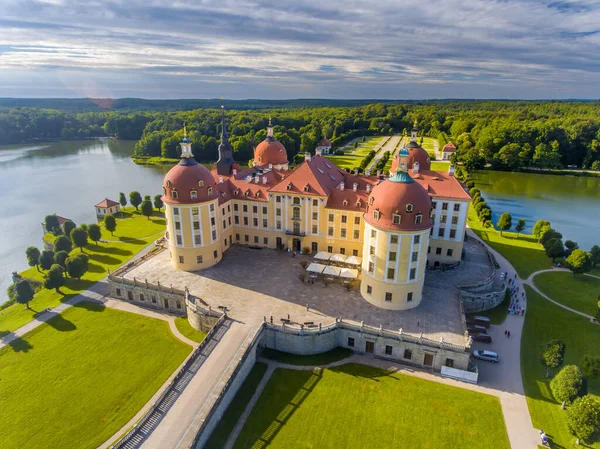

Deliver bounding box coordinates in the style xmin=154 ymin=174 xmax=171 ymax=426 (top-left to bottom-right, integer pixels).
xmin=232 ymin=168 xmax=237 ymax=176
xmin=365 ymin=169 xmax=371 ymax=176
xmin=315 ymin=147 xmax=322 ymax=156
xmin=366 ymin=184 xmax=371 ymax=193
xmin=377 ymin=170 xmax=381 ymax=176
xmin=269 ymin=163 xmax=273 ymax=169
xmin=219 ymin=176 xmax=224 ymax=184
xmin=339 ymin=182 xmax=345 ymax=191
xmin=413 ymin=162 xmax=420 ymax=174
xmin=305 ymin=152 xmax=312 ymax=162
xmin=262 ymin=176 xmax=267 ymax=185
xmin=354 ymin=168 xmax=358 ymax=175
xmin=254 ymin=176 xmax=260 ymax=184
xmin=353 ymin=182 xmax=358 ymax=192
xmin=449 ymin=164 xmax=455 ymax=177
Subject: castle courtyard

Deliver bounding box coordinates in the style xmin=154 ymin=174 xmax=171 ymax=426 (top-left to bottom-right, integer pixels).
xmin=121 ymin=238 xmax=493 ymax=347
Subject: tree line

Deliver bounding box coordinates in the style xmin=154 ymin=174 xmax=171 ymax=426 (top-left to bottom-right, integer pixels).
xmin=4 ymin=101 xmax=600 ymax=171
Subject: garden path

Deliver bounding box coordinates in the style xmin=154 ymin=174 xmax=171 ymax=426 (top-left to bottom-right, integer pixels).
xmin=365 ymin=135 xmax=402 ymax=171
xmin=523 ymin=268 xmax=595 ymax=320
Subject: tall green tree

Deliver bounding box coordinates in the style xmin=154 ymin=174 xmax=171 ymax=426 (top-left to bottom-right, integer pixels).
xmin=61 ymin=220 xmax=76 ymax=237
xmin=566 ymin=395 xmax=600 ymax=443
xmin=496 ymin=212 xmax=512 ymax=236
xmin=153 ymin=194 xmax=163 ymax=212
xmin=54 ymin=250 xmax=69 ymax=270
xmin=514 ymin=218 xmax=526 ymax=238
xmin=119 ymin=192 xmax=127 ymax=208
xmin=104 ymin=214 xmax=117 ymax=235
xmin=544 ymin=238 xmax=565 ymax=262
xmin=141 ymin=195 xmax=153 ymax=219
xmin=590 ymin=245 xmax=600 ymax=267
xmin=66 ymin=254 xmax=89 ymax=279
xmin=25 ymin=246 xmax=41 ymax=271
xmin=44 ymin=214 xmax=61 ymax=234
xmin=532 ymin=220 xmax=551 ymax=241
xmin=564 ymin=240 xmax=579 ymax=256
xmin=44 ymin=264 xmax=65 ymax=293
xmin=88 ymin=224 xmax=102 ymax=245
xmin=129 ymin=191 xmax=142 ymax=210
xmin=39 ymin=250 xmax=55 ymax=270
xmin=70 ymin=227 xmax=88 ymax=252
xmin=540 ymin=340 xmax=565 ymax=377
xmin=7 ymin=280 xmax=35 ymax=309
xmin=53 ymin=235 xmax=73 ymax=253
xmin=550 ymin=365 xmax=586 ymax=404
xmin=566 ymin=249 xmax=593 ymax=275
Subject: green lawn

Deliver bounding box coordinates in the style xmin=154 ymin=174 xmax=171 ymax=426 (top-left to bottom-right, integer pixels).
xmin=0 ymin=301 xmax=191 ymax=449
xmin=325 ymin=136 xmax=384 ymax=170
xmin=1 ymin=209 xmax=165 ymax=333
xmin=431 ymin=161 xmax=451 ymax=171
xmin=468 ymin=204 xmax=551 ymax=278
xmin=534 ymin=271 xmax=600 ymax=316
xmin=521 ymin=286 xmax=600 ymax=448
xmin=261 ymin=347 xmax=352 ymax=365
xmin=204 ymin=362 xmax=269 ymax=449
xmin=232 ymin=363 xmax=509 ymax=449
xmin=174 ymin=316 xmax=207 ymax=343
xmin=420 ymin=137 xmax=437 ymax=152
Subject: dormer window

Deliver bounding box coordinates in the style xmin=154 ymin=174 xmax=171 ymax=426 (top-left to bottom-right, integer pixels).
xmin=255 ymin=191 xmax=260 ymax=197
xmin=356 ymin=200 xmax=361 ymax=208
xmin=369 ymin=197 xmax=374 ymax=205
xmin=190 ymin=190 xmax=197 ymax=199
xmin=207 ymin=187 xmax=213 ymax=196
xmin=406 ymin=203 xmax=413 ymax=213
xmin=234 ymin=189 xmax=239 ymax=195
xmin=166 ymin=181 xmax=171 ymax=187
xmin=392 ymin=214 xmax=401 ymax=225
xmin=259 ymin=157 xmax=262 ymax=162
xmin=287 ymin=183 xmax=292 ymax=190
xmin=244 ymin=190 xmax=249 ymax=196
xmin=172 ymin=190 xmax=178 ymax=199
xmin=373 ymin=209 xmax=380 ymax=220
xmin=343 ymin=199 xmax=348 ymax=206
xmin=198 ymin=180 xmax=204 ymax=187
xmin=415 ymin=214 xmax=423 ymax=224
xmin=304 ymin=184 xmax=310 ymax=192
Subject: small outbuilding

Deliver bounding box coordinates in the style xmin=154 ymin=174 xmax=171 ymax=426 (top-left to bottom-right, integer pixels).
xmin=95 ymin=198 xmax=121 ymax=219
xmin=316 ymin=137 xmax=332 ymax=155
xmin=441 ymin=142 xmax=457 ymax=160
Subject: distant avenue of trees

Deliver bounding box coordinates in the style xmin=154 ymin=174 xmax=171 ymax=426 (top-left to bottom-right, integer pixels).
xmin=3 ymin=100 xmax=600 ymax=171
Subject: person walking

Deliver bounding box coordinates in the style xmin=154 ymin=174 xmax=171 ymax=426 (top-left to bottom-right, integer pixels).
xmin=507 ymin=330 xmax=511 ymax=338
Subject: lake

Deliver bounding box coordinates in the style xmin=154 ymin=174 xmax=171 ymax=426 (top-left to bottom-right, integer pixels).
xmin=472 ymin=171 xmax=600 ymax=251
xmin=0 ymin=140 xmax=170 ymax=303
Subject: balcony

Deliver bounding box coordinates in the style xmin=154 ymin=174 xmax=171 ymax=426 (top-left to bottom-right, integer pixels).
xmin=285 ymin=229 xmax=306 ymax=237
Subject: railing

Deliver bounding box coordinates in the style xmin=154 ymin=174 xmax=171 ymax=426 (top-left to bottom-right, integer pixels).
xmin=264 ymin=319 xmax=469 ymax=353
xmin=110 ymin=245 xmax=165 ymax=278
xmin=109 ymin=313 xmax=227 ymax=449
xmin=285 ymin=229 xmax=306 ymax=236
xmin=191 ymin=323 xmax=266 ymax=449
xmin=108 ymin=274 xmax=187 ymax=296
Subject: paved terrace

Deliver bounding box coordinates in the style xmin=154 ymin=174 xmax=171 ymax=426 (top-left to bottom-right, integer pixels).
xmin=121 ymin=241 xmax=492 ymax=347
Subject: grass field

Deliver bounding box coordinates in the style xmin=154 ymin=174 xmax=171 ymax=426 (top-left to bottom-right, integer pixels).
xmin=204 ymin=362 xmax=269 ymax=449
xmin=174 ymin=316 xmax=207 ymax=343
xmin=430 ymin=160 xmax=451 ymax=171
xmin=232 ymin=363 xmax=509 ymax=449
xmin=261 ymin=347 xmax=352 ymax=365
xmin=1 ymin=209 xmax=165 ymax=333
xmin=534 ymin=271 xmax=600 ymax=316
xmin=0 ymin=301 xmax=191 ymax=449
xmin=467 ymin=204 xmax=550 ymax=278
xmin=325 ymin=136 xmax=384 ymax=170
xmin=420 ymin=136 xmax=437 ymax=152
xmin=521 ymin=286 xmax=600 ymax=448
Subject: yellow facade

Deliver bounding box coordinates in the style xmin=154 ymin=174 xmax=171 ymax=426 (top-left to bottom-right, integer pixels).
xmin=360 ymin=222 xmax=430 ymax=310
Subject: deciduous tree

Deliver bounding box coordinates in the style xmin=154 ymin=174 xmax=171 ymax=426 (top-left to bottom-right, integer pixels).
xmin=39 ymin=250 xmax=55 ymax=270
xmin=62 ymin=220 xmax=76 ymax=237
xmin=153 ymin=194 xmax=163 ymax=212
xmin=104 ymin=214 xmax=117 ymax=235
xmin=44 ymin=214 xmax=61 ymax=234
xmin=66 ymin=254 xmax=89 ymax=279
xmin=533 ymin=220 xmax=551 ymax=241
xmin=550 ymin=365 xmax=586 ymax=404
xmin=8 ymin=280 xmax=35 ymax=309
xmin=515 ymin=218 xmax=526 ymax=238
xmin=54 ymin=250 xmax=69 ymax=270
xmin=70 ymin=227 xmax=88 ymax=252
xmin=141 ymin=195 xmax=153 ymax=219
xmin=25 ymin=246 xmax=41 ymax=271
xmin=589 ymin=245 xmax=600 ymax=267
xmin=88 ymin=224 xmax=102 ymax=245
xmin=540 ymin=340 xmax=565 ymax=377
xmin=44 ymin=264 xmax=65 ymax=293
xmin=129 ymin=191 xmax=142 ymax=210
xmin=119 ymin=192 xmax=127 ymax=208
xmin=496 ymin=212 xmax=512 ymax=236
xmin=53 ymin=235 xmax=72 ymax=253
xmin=566 ymin=249 xmax=593 ymax=275
xmin=544 ymin=238 xmax=564 ymax=262
xmin=565 ymin=240 xmax=579 ymax=256
xmin=566 ymin=395 xmax=600 ymax=443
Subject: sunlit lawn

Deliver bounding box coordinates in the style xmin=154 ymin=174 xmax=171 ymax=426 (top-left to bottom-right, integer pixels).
xmin=521 ymin=286 xmax=600 ymax=448
xmin=0 ymin=301 xmax=191 ymax=449
xmin=467 ymin=204 xmax=550 ymax=278
xmin=174 ymin=317 xmax=206 ymax=343
xmin=1 ymin=209 xmax=165 ymax=333
xmin=420 ymin=136 xmax=437 ymax=151
xmin=232 ymin=363 xmax=509 ymax=449
xmin=534 ymin=271 xmax=600 ymax=316
xmin=431 ymin=160 xmax=451 ymax=171
xmin=325 ymin=136 xmax=385 ymax=170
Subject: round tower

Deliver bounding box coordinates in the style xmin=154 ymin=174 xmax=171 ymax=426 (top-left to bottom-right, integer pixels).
xmin=254 ymin=118 xmax=288 ymax=169
xmin=162 ymin=129 xmax=222 ymax=271
xmin=360 ymin=149 xmax=433 ymax=310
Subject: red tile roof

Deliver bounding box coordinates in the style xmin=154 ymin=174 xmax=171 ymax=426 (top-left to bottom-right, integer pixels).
xmin=443 ymin=142 xmax=457 ymax=152
xmin=95 ymin=198 xmax=120 ymax=208
xmin=317 ymin=137 xmax=332 ymax=147
xmin=411 ymin=169 xmax=471 ymax=200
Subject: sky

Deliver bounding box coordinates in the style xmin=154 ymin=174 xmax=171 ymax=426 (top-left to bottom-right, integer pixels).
xmin=0 ymin=0 xmax=599 ymax=99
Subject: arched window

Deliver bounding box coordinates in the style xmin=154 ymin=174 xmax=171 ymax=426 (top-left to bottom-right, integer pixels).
xmin=343 ymin=199 xmax=348 ymax=206
xmin=369 ymin=197 xmax=374 ymax=205
xmin=207 ymin=187 xmax=212 ymax=196
xmin=166 ymin=180 xmax=171 ymax=187
xmin=415 ymin=214 xmax=423 ymax=224
xmin=373 ymin=209 xmax=380 ymax=220
xmin=190 ymin=190 xmax=197 ymax=199
xmin=172 ymin=190 xmax=178 ymax=199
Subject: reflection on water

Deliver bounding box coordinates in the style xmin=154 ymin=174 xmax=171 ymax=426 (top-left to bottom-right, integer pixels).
xmin=0 ymin=140 xmax=172 ymax=303
xmin=473 ymin=171 xmax=600 ymax=251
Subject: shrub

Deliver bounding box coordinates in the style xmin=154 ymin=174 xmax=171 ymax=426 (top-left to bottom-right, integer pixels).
xmin=581 ymin=356 xmax=600 ymax=378
xmin=334 ymin=149 xmax=344 ymax=155
xmin=550 ymin=365 xmax=586 ymax=404
xmin=299 ymin=260 xmax=309 ymax=269
xmin=302 ymin=246 xmax=310 ymax=255
xmin=53 ymin=235 xmax=72 ymax=253
xmin=466 ymin=181 xmax=476 ymax=189
xmin=54 ymin=250 xmax=69 ymax=269
xmin=540 ymin=339 xmax=565 ymax=377
xmin=566 ymin=395 xmax=600 ymax=443
xmin=469 ymin=187 xmax=480 ymax=197
xmin=475 ymin=201 xmax=488 ymax=213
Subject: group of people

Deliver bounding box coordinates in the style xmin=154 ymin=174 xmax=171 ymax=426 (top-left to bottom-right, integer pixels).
xmin=503 ymin=272 xmax=526 ymax=316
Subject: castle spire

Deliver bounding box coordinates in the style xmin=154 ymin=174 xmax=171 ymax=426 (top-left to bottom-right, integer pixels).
xmin=266 ymin=117 xmax=274 ymax=139
xmin=411 ymin=119 xmax=418 ymax=142
xmin=180 ymin=123 xmax=193 ymax=159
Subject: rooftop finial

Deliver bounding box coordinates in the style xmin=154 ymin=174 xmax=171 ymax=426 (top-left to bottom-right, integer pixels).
xmin=266 ymin=117 xmax=274 ymax=138
xmin=413 ymin=119 xmax=417 ymax=127
xmin=184 ymin=122 xmax=187 ymax=138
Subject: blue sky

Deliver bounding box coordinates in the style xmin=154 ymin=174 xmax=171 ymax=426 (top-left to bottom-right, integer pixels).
xmin=0 ymin=0 xmax=599 ymax=99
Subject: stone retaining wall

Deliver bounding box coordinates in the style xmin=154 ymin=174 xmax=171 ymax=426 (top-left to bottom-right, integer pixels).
xmin=461 ymin=288 xmax=507 ymax=314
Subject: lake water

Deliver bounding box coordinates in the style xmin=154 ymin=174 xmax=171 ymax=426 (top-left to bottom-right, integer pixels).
xmin=472 ymin=171 xmax=600 ymax=251
xmin=0 ymin=140 xmax=170 ymax=303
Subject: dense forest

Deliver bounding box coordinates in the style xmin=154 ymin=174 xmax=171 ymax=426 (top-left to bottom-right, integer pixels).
xmin=2 ymin=101 xmax=600 ymax=171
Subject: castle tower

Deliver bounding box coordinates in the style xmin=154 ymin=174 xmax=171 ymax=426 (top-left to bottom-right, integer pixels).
xmin=360 ymin=149 xmax=433 ymax=310
xmin=411 ymin=120 xmax=418 ymax=142
xmin=254 ymin=118 xmax=288 ymax=169
xmin=216 ymin=106 xmax=235 ymax=176
xmin=161 ymin=129 xmax=223 ymax=271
